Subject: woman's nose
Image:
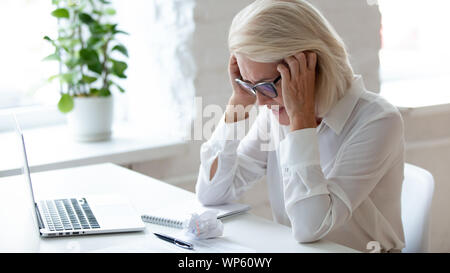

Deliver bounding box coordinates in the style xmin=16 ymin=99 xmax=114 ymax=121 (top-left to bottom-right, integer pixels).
xmin=255 ymin=92 xmax=271 ymax=106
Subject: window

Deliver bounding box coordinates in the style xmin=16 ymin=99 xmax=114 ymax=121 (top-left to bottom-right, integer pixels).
xmin=0 ymin=0 xmax=194 ymax=136
xmin=378 ymin=0 xmax=450 ymax=107
xmin=0 ymin=0 xmax=58 ymax=109
xmin=112 ymin=0 xmax=196 ymax=138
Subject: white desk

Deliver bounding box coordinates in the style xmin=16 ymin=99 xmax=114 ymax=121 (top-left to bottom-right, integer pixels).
xmin=0 ymin=163 xmax=358 ymax=253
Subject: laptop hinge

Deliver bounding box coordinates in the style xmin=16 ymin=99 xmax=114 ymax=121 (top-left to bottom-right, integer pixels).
xmin=35 ymin=203 xmax=45 ymax=229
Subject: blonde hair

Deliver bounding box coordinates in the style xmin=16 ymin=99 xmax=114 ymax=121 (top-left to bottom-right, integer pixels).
xmin=228 ymin=0 xmax=354 ymax=117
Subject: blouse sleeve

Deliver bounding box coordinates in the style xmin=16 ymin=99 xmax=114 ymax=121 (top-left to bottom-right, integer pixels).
xmin=195 ymin=108 xmax=269 ymax=205
xmin=279 ymin=111 xmax=404 ymax=243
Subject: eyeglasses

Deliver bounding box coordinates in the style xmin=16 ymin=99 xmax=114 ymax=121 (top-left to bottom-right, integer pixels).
xmin=235 ymin=75 xmax=281 ymax=98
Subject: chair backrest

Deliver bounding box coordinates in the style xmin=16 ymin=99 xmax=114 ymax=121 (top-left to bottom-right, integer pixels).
xmin=401 ymin=163 xmax=435 ymax=253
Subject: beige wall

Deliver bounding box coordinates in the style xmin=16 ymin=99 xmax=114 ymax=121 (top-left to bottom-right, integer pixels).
xmin=400 ymin=105 xmax=450 ymax=252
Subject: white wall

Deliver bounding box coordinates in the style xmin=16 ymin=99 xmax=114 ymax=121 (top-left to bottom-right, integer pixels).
xmin=308 ymin=0 xmax=382 ymax=92
xmin=131 ymin=0 xmax=255 ymax=184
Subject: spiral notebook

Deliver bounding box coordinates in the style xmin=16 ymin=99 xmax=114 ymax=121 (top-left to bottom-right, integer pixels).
xmin=141 ymin=200 xmax=251 ymax=228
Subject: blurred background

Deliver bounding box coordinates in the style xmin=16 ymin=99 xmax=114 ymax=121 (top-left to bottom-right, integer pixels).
xmin=0 ymin=0 xmax=449 ymax=252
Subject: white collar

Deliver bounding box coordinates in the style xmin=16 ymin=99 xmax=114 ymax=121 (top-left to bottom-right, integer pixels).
xmin=321 ymin=74 xmax=366 ymax=135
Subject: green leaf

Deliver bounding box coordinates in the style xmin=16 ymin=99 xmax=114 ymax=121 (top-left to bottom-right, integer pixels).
xmin=113 ymin=29 xmax=129 ymax=35
xmin=81 ymin=75 xmax=98 ymax=84
xmin=47 ymin=74 xmax=60 ymax=83
xmin=57 ymin=37 xmax=80 ymax=49
xmin=92 ymin=10 xmax=103 ymax=16
xmin=79 ymin=13 xmax=94 ymax=24
xmin=87 ymin=62 xmax=103 ymax=75
xmin=42 ymin=53 xmax=60 ymax=61
xmin=99 ymin=0 xmax=112 ymax=4
xmin=89 ymin=88 xmax=110 ymax=96
xmin=111 ymin=60 xmax=127 ymax=78
xmin=43 ymin=36 xmax=57 ymax=48
xmin=89 ymin=88 xmax=100 ymax=96
xmin=105 ymin=8 xmax=116 ymax=15
xmin=113 ymin=82 xmax=125 ymax=93
xmin=61 ymin=72 xmax=77 ymax=84
xmin=65 ymin=57 xmax=79 ymax=69
xmin=87 ymin=36 xmax=103 ymax=48
xmin=89 ymin=22 xmax=107 ymax=35
xmin=67 ymin=0 xmax=78 ymax=7
xmin=80 ymin=48 xmax=100 ymax=65
xmin=80 ymin=48 xmax=98 ymax=61
xmin=112 ymin=44 xmax=128 ymax=57
xmin=58 ymin=94 xmax=74 ymax=113
xmin=51 ymin=8 xmax=70 ymax=18
xmin=104 ymin=23 xmax=117 ymax=33
xmin=99 ymin=88 xmax=111 ymax=97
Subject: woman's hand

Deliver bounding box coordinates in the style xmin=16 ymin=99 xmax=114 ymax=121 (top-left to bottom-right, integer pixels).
xmin=226 ymin=54 xmax=256 ymax=123
xmin=277 ymin=52 xmax=318 ymax=131
xmin=228 ymin=54 xmax=257 ymax=107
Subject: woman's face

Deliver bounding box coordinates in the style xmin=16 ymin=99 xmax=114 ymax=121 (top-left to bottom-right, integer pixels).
xmin=236 ymin=54 xmax=290 ymax=125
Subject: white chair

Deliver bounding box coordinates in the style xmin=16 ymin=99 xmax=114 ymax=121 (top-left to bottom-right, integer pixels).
xmin=401 ymin=163 xmax=435 ymax=253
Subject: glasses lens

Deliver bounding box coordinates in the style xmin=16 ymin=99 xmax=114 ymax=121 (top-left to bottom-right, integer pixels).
xmin=255 ymin=84 xmax=277 ymax=98
xmin=236 ymin=80 xmax=256 ymax=96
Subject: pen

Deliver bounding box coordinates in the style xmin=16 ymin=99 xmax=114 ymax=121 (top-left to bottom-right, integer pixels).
xmin=153 ymin=232 xmax=194 ymax=250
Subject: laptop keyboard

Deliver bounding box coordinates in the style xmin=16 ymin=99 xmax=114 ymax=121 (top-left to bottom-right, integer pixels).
xmin=39 ymin=198 xmax=100 ymax=231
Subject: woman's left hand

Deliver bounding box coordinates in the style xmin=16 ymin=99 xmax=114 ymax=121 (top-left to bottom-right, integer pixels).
xmin=277 ymin=51 xmax=318 ymax=131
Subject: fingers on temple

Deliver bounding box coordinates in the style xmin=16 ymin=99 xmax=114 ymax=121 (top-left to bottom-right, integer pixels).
xmin=284 ymin=56 xmax=299 ymax=78
xmin=277 ymin=63 xmax=291 ymax=82
xmin=307 ymin=52 xmax=317 ymax=71
xmin=295 ymin=52 xmax=307 ymax=73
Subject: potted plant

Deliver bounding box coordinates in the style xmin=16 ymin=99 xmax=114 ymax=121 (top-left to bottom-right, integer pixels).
xmin=43 ymin=0 xmax=128 ymax=142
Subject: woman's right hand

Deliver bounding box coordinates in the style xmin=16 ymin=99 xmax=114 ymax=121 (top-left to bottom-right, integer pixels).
xmin=228 ymin=54 xmax=257 ymax=108
xmin=226 ymin=54 xmax=256 ymax=122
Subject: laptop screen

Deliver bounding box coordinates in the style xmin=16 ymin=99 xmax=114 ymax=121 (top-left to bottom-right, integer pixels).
xmin=13 ymin=114 xmax=42 ymax=233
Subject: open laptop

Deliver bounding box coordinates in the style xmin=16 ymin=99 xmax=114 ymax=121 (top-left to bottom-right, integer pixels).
xmin=14 ymin=115 xmax=145 ymax=237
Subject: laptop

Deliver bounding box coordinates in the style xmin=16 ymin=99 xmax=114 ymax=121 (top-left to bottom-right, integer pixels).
xmin=14 ymin=116 xmax=145 ymax=237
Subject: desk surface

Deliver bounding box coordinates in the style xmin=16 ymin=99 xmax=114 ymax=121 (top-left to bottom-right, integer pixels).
xmin=0 ymin=163 xmax=358 ymax=253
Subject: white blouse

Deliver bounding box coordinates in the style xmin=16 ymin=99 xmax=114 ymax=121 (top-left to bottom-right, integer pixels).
xmin=195 ymin=75 xmax=405 ymax=252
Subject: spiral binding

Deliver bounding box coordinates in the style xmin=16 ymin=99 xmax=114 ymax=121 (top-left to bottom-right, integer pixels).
xmin=141 ymin=215 xmax=184 ymax=229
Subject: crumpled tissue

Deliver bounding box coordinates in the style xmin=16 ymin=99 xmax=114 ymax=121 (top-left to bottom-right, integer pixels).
xmin=182 ymin=210 xmax=223 ymax=239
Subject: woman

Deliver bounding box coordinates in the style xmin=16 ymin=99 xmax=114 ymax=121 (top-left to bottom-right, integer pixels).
xmin=195 ymin=0 xmax=405 ymax=252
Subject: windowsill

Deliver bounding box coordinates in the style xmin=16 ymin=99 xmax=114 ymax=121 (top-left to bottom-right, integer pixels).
xmin=0 ymin=105 xmax=65 ymax=131
xmin=380 ymin=79 xmax=450 ymax=147
xmin=0 ymin=122 xmax=189 ymax=177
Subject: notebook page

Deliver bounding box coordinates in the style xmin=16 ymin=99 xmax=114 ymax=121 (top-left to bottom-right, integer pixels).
xmin=143 ymin=199 xmax=251 ymax=223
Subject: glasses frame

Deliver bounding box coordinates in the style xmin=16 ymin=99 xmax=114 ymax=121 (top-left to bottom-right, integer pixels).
xmin=235 ymin=75 xmax=281 ymax=98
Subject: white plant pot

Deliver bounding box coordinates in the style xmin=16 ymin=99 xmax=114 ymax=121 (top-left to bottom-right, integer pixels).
xmin=67 ymin=96 xmax=114 ymax=142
